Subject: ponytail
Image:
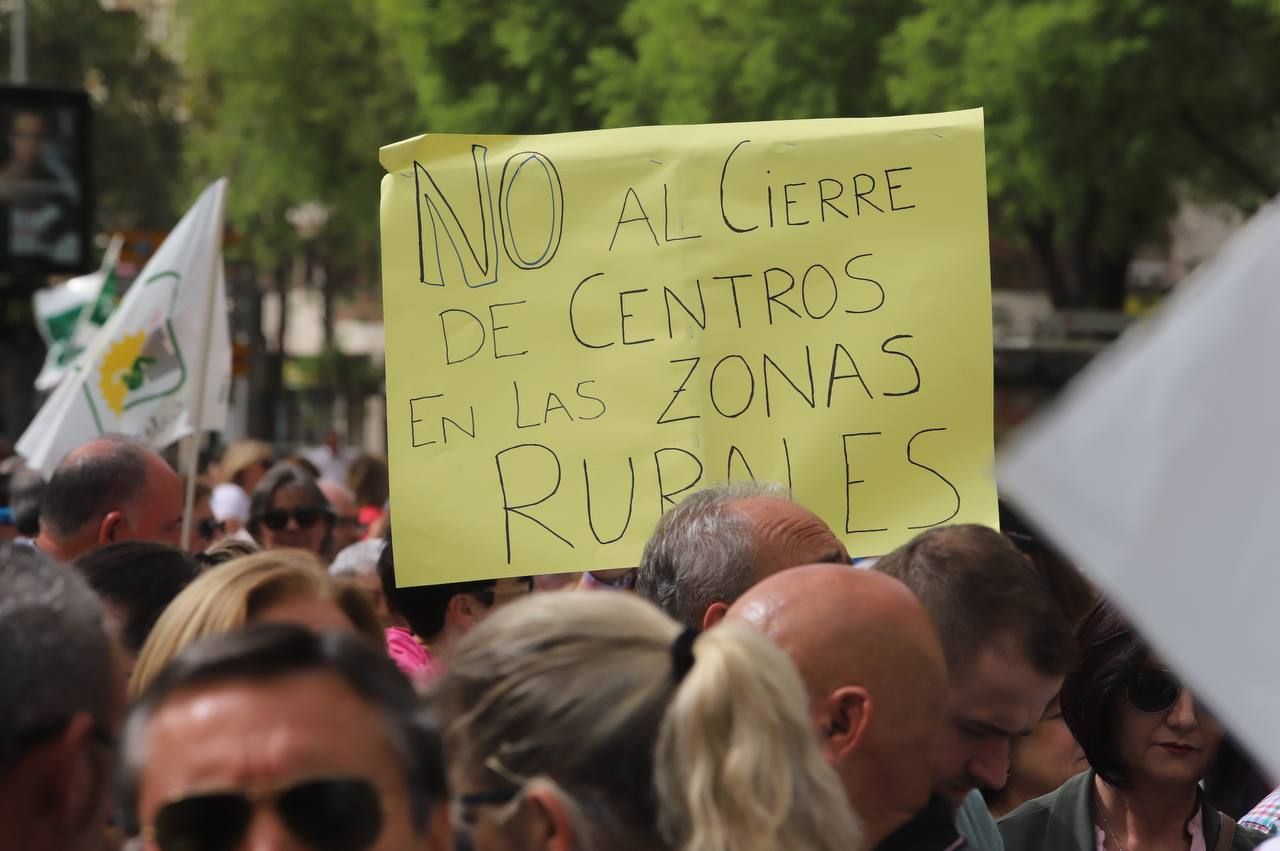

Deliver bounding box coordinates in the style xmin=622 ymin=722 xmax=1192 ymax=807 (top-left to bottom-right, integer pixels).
xmin=655 ymin=622 xmax=864 ymax=851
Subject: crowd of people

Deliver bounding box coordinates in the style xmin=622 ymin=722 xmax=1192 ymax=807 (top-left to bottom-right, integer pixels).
xmin=0 ymin=432 xmax=1275 ymax=851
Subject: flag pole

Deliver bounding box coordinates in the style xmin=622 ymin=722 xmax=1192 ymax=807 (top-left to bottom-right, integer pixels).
xmin=180 ymin=180 xmax=229 ymax=550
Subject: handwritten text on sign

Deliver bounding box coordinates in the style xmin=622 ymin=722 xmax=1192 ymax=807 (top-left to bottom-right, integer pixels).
xmin=379 ymin=110 xmax=996 ymax=586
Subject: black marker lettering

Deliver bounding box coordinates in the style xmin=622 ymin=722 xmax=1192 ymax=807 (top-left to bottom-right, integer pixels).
xmin=654 ymin=447 xmax=705 ymax=511
xmin=885 ymin=166 xmax=916 ymax=212
xmin=608 ymin=186 xmax=660 ymax=251
xmin=575 ymin=380 xmax=607 ymax=421
xmin=852 ymin=173 xmax=884 ymax=215
xmin=841 ymin=432 xmax=888 ymax=534
xmin=583 ymin=457 xmax=636 ymax=545
xmin=719 ymin=140 xmax=758 ymax=234
xmin=843 ymin=253 xmax=886 ymax=314
xmin=818 ymin=177 xmax=848 ymax=221
xmin=881 ymin=335 xmax=921 ymax=397
xmin=656 ymin=357 xmax=702 ymax=425
xmin=827 ymin=343 xmax=874 ymax=403
xmin=906 ymin=428 xmax=960 ymax=529
xmin=495 ymin=443 xmax=573 ymax=563
xmin=570 ymin=273 xmax=614 ymax=349
xmin=663 ymin=183 xmax=703 ymax=242
xmin=764 ymin=266 xmax=801 ymax=324
xmin=783 ymin=182 xmax=809 ymax=226
xmin=489 ymin=301 xmax=528 ymax=359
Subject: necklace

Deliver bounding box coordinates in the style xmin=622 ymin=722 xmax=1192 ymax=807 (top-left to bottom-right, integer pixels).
xmin=1096 ymin=794 xmax=1127 ymax=851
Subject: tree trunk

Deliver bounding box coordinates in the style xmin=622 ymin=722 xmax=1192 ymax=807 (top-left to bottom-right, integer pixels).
xmin=1023 ymin=216 xmax=1074 ymax=308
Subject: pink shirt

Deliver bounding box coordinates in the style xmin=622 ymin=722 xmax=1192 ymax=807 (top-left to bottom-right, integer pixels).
xmin=385 ymin=627 xmax=443 ymax=691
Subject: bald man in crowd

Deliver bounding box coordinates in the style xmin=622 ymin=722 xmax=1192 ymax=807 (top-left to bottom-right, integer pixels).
xmin=35 ymin=435 xmax=184 ymax=562
xmin=727 ymin=565 xmax=964 ymax=850
xmin=635 ymin=482 xmax=848 ymax=629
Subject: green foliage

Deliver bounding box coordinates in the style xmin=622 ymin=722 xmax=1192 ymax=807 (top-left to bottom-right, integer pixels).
xmin=0 ymin=0 xmax=185 ymax=230
xmin=374 ymin=0 xmax=625 ymax=133
xmin=586 ymin=0 xmax=911 ymax=126
xmin=182 ymin=0 xmax=418 ymax=263
xmin=884 ymin=0 xmax=1280 ymax=306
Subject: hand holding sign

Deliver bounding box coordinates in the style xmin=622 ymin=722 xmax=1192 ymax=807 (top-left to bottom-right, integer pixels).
xmin=379 ymin=111 xmax=996 ymax=585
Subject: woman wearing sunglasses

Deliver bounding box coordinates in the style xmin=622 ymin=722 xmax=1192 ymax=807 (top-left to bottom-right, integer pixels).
xmin=1000 ymin=601 xmax=1266 ymax=851
xmin=248 ymin=463 xmax=335 ymax=558
xmin=434 ymin=591 xmax=863 ymax=851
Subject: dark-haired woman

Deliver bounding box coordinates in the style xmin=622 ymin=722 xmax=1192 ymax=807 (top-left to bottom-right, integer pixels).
xmin=1000 ymin=601 xmax=1265 ymax=851
xmin=247 ymin=463 xmax=334 ymax=558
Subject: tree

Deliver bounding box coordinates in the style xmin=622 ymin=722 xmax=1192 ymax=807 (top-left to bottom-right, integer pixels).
xmin=584 ymin=0 xmax=912 ymax=127
xmin=884 ymin=0 xmax=1280 ymax=307
xmin=373 ymin=0 xmax=626 ymax=133
xmin=0 ymin=0 xmax=185 ymax=230
xmin=182 ymin=0 xmax=419 ymax=438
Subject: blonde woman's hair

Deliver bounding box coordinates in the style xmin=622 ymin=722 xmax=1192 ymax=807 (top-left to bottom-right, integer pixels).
xmin=432 ymin=592 xmax=863 ymax=851
xmin=218 ymin=439 xmax=273 ymax=487
xmin=129 ymin=549 xmax=382 ymax=698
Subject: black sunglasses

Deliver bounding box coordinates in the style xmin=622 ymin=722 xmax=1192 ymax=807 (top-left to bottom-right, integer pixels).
xmin=257 ymin=507 xmax=331 ymax=532
xmin=1127 ymin=669 xmax=1183 ymax=714
xmin=197 ymin=518 xmax=226 ymax=541
xmin=147 ymin=776 xmax=385 ymax=851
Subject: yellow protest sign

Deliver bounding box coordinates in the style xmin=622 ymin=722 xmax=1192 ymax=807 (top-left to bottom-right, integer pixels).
xmin=380 ymin=109 xmax=996 ymax=586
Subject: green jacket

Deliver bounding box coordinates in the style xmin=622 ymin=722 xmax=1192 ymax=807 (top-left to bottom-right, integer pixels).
xmin=998 ymin=771 xmax=1267 ymax=851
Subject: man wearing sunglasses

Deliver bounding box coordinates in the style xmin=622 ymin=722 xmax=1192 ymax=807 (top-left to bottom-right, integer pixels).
xmin=120 ymin=623 xmax=452 ymax=851
xmin=35 ymin=435 xmax=185 ymax=562
xmin=0 ymin=541 xmax=123 ymax=851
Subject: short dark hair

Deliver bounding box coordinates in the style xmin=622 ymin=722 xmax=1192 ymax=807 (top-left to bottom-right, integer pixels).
xmin=42 ymin=436 xmax=151 ymax=539
xmin=1060 ymin=601 xmax=1156 ymax=789
xmin=377 ymin=530 xmax=495 ymax=640
xmin=0 ymin=541 xmax=113 ymax=769
xmin=73 ymin=542 xmax=201 ymax=655
xmin=873 ymin=524 xmax=1076 ymax=679
xmin=119 ymin=623 xmax=446 ymax=834
xmin=1000 ymin=502 xmax=1097 ymax=625
xmin=247 ymin=463 xmax=333 ymax=544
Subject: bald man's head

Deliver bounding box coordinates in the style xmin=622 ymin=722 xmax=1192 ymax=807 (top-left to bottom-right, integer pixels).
xmin=38 ymin=436 xmax=183 ymax=561
xmin=636 ymin=483 xmax=848 ymax=629
xmin=727 ymin=564 xmax=947 ymax=845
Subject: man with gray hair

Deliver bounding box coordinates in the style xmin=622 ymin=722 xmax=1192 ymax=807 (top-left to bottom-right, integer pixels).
xmin=0 ymin=540 xmax=121 ymax=851
xmin=120 ymin=623 xmax=451 ymax=851
xmin=635 ymin=481 xmax=849 ymax=629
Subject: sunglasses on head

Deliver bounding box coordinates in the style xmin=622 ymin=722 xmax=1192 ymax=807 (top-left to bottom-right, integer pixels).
xmin=257 ymin=507 xmax=330 ymax=532
xmin=147 ymin=775 xmax=386 ymax=851
xmin=1126 ymin=668 xmax=1183 ymax=713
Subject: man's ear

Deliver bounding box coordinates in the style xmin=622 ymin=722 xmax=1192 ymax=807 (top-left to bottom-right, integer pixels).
xmin=522 ymin=785 xmax=579 ymax=851
xmin=447 ymin=593 xmax=477 ymax=629
xmin=702 ymin=601 xmax=730 ymax=630
xmin=98 ymin=511 xmax=125 ymax=545
xmin=819 ymin=686 xmax=873 ymax=760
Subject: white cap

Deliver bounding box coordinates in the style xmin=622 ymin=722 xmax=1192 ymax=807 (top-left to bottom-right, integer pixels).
xmin=210 ymin=483 xmax=251 ymax=523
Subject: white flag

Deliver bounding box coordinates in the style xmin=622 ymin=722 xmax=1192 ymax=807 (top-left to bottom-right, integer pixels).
xmin=999 ymin=197 xmax=1280 ymax=780
xmin=32 ymin=235 xmax=124 ymax=392
xmin=17 ymin=180 xmax=232 ymax=477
